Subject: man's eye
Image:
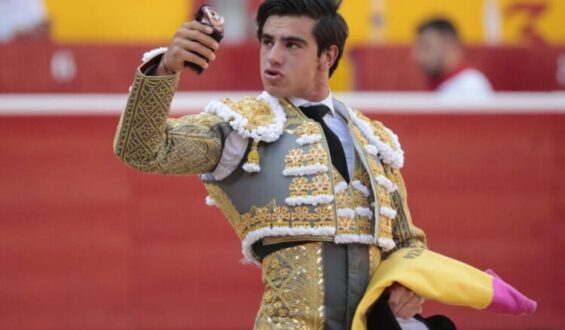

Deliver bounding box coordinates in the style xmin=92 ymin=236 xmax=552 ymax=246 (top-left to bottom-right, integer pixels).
xmin=287 ymin=42 xmax=298 ymax=49
xmin=262 ymin=39 xmax=273 ymax=47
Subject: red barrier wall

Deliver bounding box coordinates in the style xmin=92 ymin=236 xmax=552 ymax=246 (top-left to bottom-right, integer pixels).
xmin=0 ymin=42 xmax=262 ymax=93
xmin=1 ymin=112 xmax=564 ymax=329
xmin=1 ymin=41 xmax=564 ymax=92
xmin=350 ymin=46 xmax=565 ymax=91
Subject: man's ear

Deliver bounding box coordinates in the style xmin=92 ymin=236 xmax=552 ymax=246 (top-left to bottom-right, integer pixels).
xmin=319 ymin=45 xmax=339 ymax=72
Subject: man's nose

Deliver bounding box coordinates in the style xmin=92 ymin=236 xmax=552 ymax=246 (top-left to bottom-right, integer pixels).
xmin=267 ymin=42 xmax=284 ymax=65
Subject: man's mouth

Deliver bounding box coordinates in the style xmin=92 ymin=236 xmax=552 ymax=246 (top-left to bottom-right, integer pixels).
xmin=264 ymin=69 xmax=283 ymax=81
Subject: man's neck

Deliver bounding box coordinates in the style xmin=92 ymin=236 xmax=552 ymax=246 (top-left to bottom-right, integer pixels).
xmin=289 ymin=90 xmax=334 ymax=115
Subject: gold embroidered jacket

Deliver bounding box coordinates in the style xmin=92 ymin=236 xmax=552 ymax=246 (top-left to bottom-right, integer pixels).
xmin=114 ymin=67 xmax=426 ymax=265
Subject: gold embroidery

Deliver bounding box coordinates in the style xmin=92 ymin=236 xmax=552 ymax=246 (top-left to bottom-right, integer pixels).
xmin=350 ymin=121 xmax=370 ymax=146
xmin=353 ymin=167 xmax=371 ymax=186
xmin=281 ymin=99 xmax=308 ymax=126
xmin=285 ymin=149 xmax=305 ymax=168
xmin=337 ymin=216 xmax=356 ymax=233
xmin=263 ymin=235 xmax=334 ymax=245
xmin=332 ymin=158 xmax=376 ymax=237
xmin=307 ymin=144 xmax=328 ymax=165
xmin=284 ymin=143 xmax=329 ymax=172
xmin=385 ymin=165 xmax=427 ymax=253
xmin=203 ymin=183 xmax=243 ymax=238
xmin=358 ymin=216 xmax=373 ymax=234
xmin=273 ymin=206 xmax=292 ymax=226
xmin=350 ymin=121 xmax=399 ymax=243
xmin=372 ymin=121 xmax=394 ymax=146
xmin=238 ymin=202 xmax=335 ymax=237
xmin=311 ymin=174 xmax=332 ymax=195
xmin=335 ymin=190 xmax=353 ymax=210
xmin=288 ymin=174 xmax=332 ymax=198
xmin=353 ymin=190 xmax=371 ymax=209
xmin=296 ymin=121 xmax=322 ymax=137
xmin=223 ymin=97 xmax=274 ymax=130
xmin=114 ymin=71 xmax=224 ymax=175
xmin=368 ymin=245 xmax=382 ymax=277
xmin=255 ymin=242 xmax=325 ymax=330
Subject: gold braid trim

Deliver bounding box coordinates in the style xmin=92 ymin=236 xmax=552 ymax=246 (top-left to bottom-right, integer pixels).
xmin=255 ymin=242 xmax=325 ymax=330
xmin=114 ymin=70 xmax=225 ymax=175
xmin=387 ymin=168 xmax=427 ymax=250
xmin=368 ymin=120 xmax=427 ymax=253
xmin=203 ymin=183 xmax=243 ymax=237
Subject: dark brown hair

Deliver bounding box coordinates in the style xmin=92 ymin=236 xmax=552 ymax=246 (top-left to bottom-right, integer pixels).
xmin=256 ymin=0 xmax=348 ymax=76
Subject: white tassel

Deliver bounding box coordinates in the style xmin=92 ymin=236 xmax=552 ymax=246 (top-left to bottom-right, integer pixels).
xmin=242 ymin=163 xmax=261 ymax=173
xmin=334 ymin=181 xmax=348 ymax=193
xmin=335 ymin=234 xmax=374 ymax=244
xmin=355 ymin=207 xmax=374 ymax=219
xmin=352 ymin=180 xmax=371 ymax=197
xmin=205 ymin=195 xmax=216 ymax=206
xmin=377 ymin=238 xmax=396 ymax=251
xmin=297 ymin=134 xmax=322 ymax=146
xmin=364 ymin=144 xmax=379 ymax=156
xmin=348 ymin=108 xmax=404 ymax=169
xmin=380 ymin=206 xmax=397 ymax=219
xmin=282 ymin=164 xmax=328 ymax=176
xmin=285 ymin=195 xmax=334 ymax=207
xmin=336 ymin=208 xmax=356 ymax=218
xmin=240 ymin=226 xmax=336 ymax=265
xmin=375 ymin=175 xmax=398 ymax=193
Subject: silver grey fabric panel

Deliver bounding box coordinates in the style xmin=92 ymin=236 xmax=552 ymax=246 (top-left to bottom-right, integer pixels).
xmin=323 ymin=243 xmax=370 ymax=330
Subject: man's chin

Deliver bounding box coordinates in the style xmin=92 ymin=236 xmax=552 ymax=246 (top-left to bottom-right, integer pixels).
xmin=263 ymin=85 xmax=290 ymax=99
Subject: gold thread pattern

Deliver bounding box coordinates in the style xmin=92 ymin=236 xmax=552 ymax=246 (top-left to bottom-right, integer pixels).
xmin=288 ymin=174 xmax=332 ymax=197
xmin=254 ymin=242 xmax=325 ymax=330
xmin=296 ymin=121 xmax=321 ymax=137
xmin=203 ymin=183 xmax=243 ymax=237
xmin=235 ymin=201 xmax=335 ymax=240
xmin=350 ymin=113 xmax=428 ymax=253
xmin=368 ymin=245 xmax=382 ymax=278
xmin=114 ymin=71 xmax=224 ymax=175
xmin=350 ymin=121 xmax=396 ymax=245
xmin=223 ymin=97 xmax=275 ymax=130
xmin=283 ymin=143 xmax=329 ymax=172
xmin=385 ymin=166 xmax=428 ymax=253
xmin=332 ymin=157 xmax=375 ymax=237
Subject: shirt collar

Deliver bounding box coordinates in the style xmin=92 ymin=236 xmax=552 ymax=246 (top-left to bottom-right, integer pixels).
xmin=289 ymin=91 xmax=335 ymax=116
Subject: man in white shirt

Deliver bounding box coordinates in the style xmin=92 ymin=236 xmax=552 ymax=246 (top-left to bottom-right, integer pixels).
xmin=413 ymin=18 xmax=493 ymax=99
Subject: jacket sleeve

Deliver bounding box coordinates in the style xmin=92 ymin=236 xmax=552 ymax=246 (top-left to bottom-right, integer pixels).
xmin=113 ymin=68 xmax=230 ymax=175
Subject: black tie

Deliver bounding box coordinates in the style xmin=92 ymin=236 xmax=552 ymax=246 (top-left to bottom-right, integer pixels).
xmin=300 ymin=105 xmax=350 ymax=182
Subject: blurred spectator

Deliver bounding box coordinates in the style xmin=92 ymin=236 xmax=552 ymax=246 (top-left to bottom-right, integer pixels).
xmin=0 ymin=0 xmax=50 ymax=42
xmin=414 ymin=18 xmax=493 ymax=98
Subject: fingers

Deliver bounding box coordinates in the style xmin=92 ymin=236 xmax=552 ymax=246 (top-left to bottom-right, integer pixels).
xmin=396 ymin=296 xmax=424 ymax=320
xmin=174 ymin=38 xmax=216 ymax=62
xmin=388 ymin=285 xmax=411 ymax=316
xmin=388 ymin=284 xmax=425 ymax=320
xmin=161 ymin=20 xmax=220 ymax=74
xmin=177 ymin=22 xmax=220 ymax=51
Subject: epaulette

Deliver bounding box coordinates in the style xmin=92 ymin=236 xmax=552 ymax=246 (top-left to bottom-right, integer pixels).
xmin=204 ymin=91 xmax=287 ymax=173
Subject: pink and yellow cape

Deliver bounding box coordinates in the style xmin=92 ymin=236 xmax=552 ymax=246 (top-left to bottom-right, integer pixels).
xmin=352 ymin=247 xmax=537 ymax=329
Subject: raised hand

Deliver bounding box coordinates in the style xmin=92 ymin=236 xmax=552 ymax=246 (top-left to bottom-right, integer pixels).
xmin=156 ymin=21 xmax=220 ymax=76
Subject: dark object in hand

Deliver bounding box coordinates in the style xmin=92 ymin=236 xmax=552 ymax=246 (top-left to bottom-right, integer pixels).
xmin=186 ymin=5 xmax=224 ymax=74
